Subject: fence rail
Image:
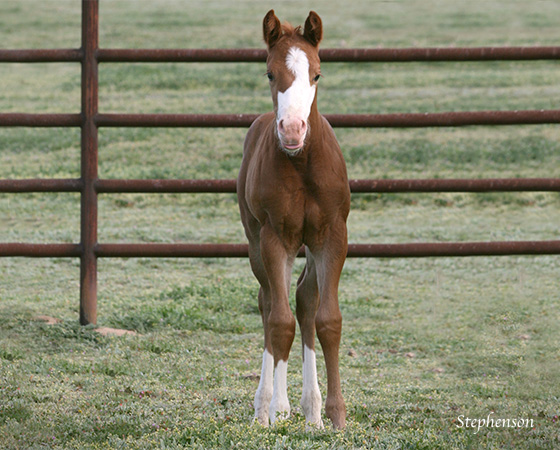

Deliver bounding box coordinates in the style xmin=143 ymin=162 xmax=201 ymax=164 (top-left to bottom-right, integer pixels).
xmin=4 ymin=46 xmax=560 ymax=64
xmin=1 ymin=0 xmax=559 ymax=324
xmin=2 ymin=178 xmax=560 ymax=195
xmin=3 ymin=241 xmax=560 ymax=259
xmin=4 ymin=110 xmax=560 ymax=129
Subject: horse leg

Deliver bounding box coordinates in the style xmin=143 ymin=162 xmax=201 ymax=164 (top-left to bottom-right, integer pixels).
xmin=247 ymin=235 xmax=275 ymax=426
xmin=314 ymin=224 xmax=348 ymax=429
xmin=254 ymin=286 xmax=274 ymax=426
xmin=260 ymin=224 xmax=296 ymax=424
xmin=295 ymin=249 xmax=323 ymax=428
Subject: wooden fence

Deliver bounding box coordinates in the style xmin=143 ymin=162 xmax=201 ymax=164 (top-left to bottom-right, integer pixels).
xmin=1 ymin=0 xmax=559 ymax=324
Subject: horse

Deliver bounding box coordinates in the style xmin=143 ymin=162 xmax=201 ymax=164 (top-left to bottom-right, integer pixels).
xmin=237 ymin=10 xmax=350 ymax=429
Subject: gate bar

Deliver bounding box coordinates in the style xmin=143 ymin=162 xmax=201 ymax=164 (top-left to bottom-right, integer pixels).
xmin=0 ymin=49 xmax=82 ymax=63
xmin=2 ymin=47 xmax=560 ymax=64
xmin=348 ymin=178 xmax=560 ymax=193
xmin=92 ymin=178 xmax=560 ymax=194
xmin=2 ymin=177 xmax=559 ymax=194
xmin=95 ymin=178 xmax=237 ymax=193
xmin=3 ymin=240 xmax=560 ymax=259
xmin=95 ymin=46 xmax=560 ymax=63
xmin=0 ymin=243 xmax=82 ymax=258
xmin=347 ymin=241 xmax=560 ymax=257
xmin=0 ymin=113 xmax=82 ymax=127
xmin=0 ymin=179 xmax=83 ymax=193
xmin=94 ymin=241 xmax=560 ymax=258
xmin=3 ymin=110 xmax=560 ymax=128
xmin=94 ymin=110 xmax=560 ymax=128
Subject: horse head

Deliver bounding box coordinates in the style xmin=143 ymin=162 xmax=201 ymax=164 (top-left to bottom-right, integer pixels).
xmin=263 ymin=10 xmax=323 ymax=154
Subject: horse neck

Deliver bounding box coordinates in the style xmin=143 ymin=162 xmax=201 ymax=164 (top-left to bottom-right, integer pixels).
xmin=303 ymin=95 xmax=323 ymax=155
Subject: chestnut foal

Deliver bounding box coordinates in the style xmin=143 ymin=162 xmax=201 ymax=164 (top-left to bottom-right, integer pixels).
xmin=237 ymin=10 xmax=350 ymax=429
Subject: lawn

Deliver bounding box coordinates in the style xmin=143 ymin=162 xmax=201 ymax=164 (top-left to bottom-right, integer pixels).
xmin=1 ymin=0 xmax=559 ymax=449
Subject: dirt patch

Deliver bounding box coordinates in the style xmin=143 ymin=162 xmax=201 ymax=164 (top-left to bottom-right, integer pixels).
xmin=95 ymin=327 xmax=138 ymax=337
xmin=34 ymin=315 xmax=138 ymax=337
xmin=34 ymin=315 xmax=63 ymax=325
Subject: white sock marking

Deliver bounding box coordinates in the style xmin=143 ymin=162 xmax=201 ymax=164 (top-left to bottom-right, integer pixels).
xmin=301 ymin=345 xmax=323 ymax=428
xmin=253 ymin=349 xmax=274 ymax=426
xmin=269 ymin=359 xmax=290 ymax=423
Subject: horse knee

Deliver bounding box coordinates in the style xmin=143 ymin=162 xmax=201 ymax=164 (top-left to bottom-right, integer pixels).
xmin=315 ymin=310 xmax=342 ymax=344
xmin=268 ymin=313 xmax=296 ymax=359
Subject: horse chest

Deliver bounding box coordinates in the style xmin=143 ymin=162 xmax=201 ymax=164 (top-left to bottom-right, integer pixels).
xmin=243 ymin=116 xmax=348 ymax=243
xmin=247 ymin=175 xmax=304 ymax=229
xmin=247 ymin=174 xmax=337 ymax=242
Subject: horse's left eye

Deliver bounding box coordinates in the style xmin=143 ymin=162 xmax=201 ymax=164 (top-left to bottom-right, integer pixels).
xmin=313 ymin=74 xmax=321 ymax=83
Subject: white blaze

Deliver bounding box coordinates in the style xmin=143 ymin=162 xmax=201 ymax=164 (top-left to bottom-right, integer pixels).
xmin=301 ymin=345 xmax=323 ymax=428
xmin=277 ymin=46 xmax=316 ymax=130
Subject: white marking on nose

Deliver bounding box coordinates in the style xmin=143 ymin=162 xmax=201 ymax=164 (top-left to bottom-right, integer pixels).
xmin=276 ymin=46 xmax=316 ymax=150
xmin=301 ymin=345 xmax=323 ymax=428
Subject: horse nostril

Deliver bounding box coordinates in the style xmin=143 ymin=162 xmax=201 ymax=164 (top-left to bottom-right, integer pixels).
xmin=278 ymin=119 xmax=307 ymax=137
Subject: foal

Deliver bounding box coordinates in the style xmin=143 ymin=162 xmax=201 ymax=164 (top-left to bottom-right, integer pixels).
xmin=237 ymin=10 xmax=350 ymax=429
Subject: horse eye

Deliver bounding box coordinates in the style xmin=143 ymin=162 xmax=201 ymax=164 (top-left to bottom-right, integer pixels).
xmin=313 ymin=74 xmax=321 ymax=83
xmin=266 ymin=72 xmax=275 ymax=82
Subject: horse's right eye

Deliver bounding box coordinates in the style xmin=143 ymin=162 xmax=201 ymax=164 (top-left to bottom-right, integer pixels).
xmin=266 ymin=72 xmax=275 ymax=82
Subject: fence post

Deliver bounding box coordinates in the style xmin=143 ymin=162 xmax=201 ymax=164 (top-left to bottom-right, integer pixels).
xmin=80 ymin=0 xmax=99 ymax=325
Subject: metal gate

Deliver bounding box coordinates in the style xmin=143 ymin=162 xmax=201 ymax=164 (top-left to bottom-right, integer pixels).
xmin=1 ymin=0 xmax=559 ymax=325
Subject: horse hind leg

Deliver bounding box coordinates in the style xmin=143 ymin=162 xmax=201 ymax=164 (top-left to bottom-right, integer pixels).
xmin=296 ymin=251 xmax=324 ymax=428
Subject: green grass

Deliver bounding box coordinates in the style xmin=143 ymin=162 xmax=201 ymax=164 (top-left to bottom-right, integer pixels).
xmin=1 ymin=0 xmax=560 ymax=449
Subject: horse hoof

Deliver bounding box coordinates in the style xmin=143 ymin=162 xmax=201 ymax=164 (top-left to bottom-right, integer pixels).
xmin=326 ymin=399 xmax=346 ymax=430
xmin=330 ymin=415 xmax=346 ymax=430
xmin=305 ymin=418 xmax=324 ymax=431
xmin=252 ymin=415 xmax=269 ymax=427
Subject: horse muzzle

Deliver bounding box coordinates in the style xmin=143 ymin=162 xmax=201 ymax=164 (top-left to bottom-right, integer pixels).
xmin=277 ymin=118 xmax=307 ymax=152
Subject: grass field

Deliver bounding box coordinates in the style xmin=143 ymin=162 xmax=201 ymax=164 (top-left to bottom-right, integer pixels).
xmin=1 ymin=1 xmax=559 ymax=449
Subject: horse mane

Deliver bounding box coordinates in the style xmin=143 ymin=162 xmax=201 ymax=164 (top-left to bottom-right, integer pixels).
xmin=281 ymin=22 xmax=303 ymax=38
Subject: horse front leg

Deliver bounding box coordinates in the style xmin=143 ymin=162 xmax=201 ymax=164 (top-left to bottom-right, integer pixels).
xmin=254 ymin=287 xmax=274 ymax=426
xmin=260 ymin=224 xmax=297 ymax=424
xmin=246 ymin=231 xmax=275 ymax=426
xmin=313 ymin=223 xmax=348 ymax=430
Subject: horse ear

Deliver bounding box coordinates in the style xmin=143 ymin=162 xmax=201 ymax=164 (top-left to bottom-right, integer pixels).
xmin=303 ymin=11 xmax=323 ymax=47
xmin=263 ymin=10 xmax=282 ymax=49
